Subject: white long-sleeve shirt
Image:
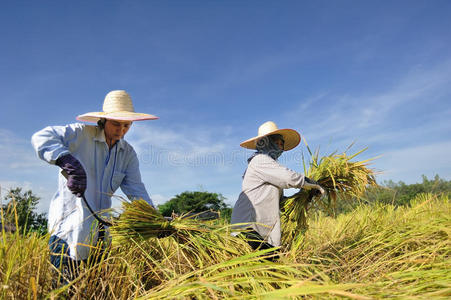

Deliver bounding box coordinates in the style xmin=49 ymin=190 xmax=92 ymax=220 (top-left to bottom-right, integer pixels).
xmin=231 ymin=154 xmax=305 ymax=246
xmin=31 ymin=123 xmax=153 ymax=260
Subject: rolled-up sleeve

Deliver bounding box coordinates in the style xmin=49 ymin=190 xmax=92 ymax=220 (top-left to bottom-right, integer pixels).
xmin=31 ymin=124 xmax=82 ymax=164
xmin=121 ymin=150 xmax=154 ymax=207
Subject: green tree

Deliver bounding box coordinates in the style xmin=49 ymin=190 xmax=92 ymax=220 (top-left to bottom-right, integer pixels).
xmin=158 ymin=191 xmax=229 ymax=217
xmin=334 ymin=175 xmax=451 ymax=213
xmin=2 ymin=187 xmax=47 ymax=234
xmin=366 ymin=175 xmax=451 ymax=206
xmin=336 ymin=175 xmax=451 ymax=213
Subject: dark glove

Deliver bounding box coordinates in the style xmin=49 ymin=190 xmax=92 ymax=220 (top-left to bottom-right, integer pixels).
xmin=303 ymin=177 xmax=325 ymax=196
xmin=56 ymin=154 xmax=87 ymax=197
xmin=305 ymin=177 xmax=319 ymax=185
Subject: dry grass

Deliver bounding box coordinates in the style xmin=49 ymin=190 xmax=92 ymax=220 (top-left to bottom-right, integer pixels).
xmin=281 ymin=146 xmax=377 ymax=249
xmin=292 ymin=193 xmax=451 ymax=298
xmin=0 ymin=231 xmax=52 ymax=299
xmin=1 ymin=193 xmax=449 ymax=299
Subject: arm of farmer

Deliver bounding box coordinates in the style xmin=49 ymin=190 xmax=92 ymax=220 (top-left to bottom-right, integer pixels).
xmin=31 ymin=123 xmax=83 ymax=164
xmin=31 ymin=124 xmax=87 ymax=196
xmin=254 ymin=155 xmax=324 ymax=194
xmin=120 ymin=150 xmax=155 ymax=207
xmin=253 ymin=155 xmax=305 ymax=189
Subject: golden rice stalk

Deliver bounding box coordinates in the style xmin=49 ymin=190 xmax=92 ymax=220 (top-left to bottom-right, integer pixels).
xmin=281 ymin=146 xmax=377 ymax=249
xmin=311 ymin=148 xmax=377 ymax=204
xmin=110 ymin=200 xmax=210 ymax=245
xmin=109 ymin=199 xmax=257 ymax=283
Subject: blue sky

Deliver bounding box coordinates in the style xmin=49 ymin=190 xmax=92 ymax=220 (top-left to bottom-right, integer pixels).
xmin=1 ymin=1 xmax=450 ymax=213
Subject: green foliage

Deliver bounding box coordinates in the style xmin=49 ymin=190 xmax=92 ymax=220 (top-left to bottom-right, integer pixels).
xmin=335 ymin=175 xmax=451 ymax=213
xmin=368 ymin=174 xmax=451 ymax=205
xmin=218 ymin=207 xmax=232 ymax=221
xmin=158 ymin=191 xmax=229 ymax=217
xmin=2 ymin=187 xmax=47 ymax=234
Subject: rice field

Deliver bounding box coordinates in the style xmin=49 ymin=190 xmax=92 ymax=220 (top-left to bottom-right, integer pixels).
xmin=1 ymin=192 xmax=450 ymax=299
xmin=1 ymin=148 xmax=450 ymax=299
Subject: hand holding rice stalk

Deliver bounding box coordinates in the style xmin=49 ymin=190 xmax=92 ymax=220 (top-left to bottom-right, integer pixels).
xmin=281 ymin=145 xmax=378 ymax=249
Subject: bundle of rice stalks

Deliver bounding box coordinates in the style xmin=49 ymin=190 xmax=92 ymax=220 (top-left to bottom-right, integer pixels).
xmin=110 ymin=199 xmax=210 ymax=245
xmin=110 ymin=199 xmax=255 ymax=260
xmin=110 ymin=199 xmax=260 ymax=288
xmin=281 ymin=146 xmax=377 ymax=250
xmin=117 ymin=225 xmax=257 ymax=286
xmin=310 ymin=147 xmax=377 ymax=205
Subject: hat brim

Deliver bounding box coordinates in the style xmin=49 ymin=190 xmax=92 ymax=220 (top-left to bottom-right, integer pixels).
xmin=76 ymin=111 xmax=159 ymax=123
xmin=240 ymin=128 xmax=301 ymax=151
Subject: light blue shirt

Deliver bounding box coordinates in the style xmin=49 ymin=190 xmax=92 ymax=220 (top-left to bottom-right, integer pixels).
xmin=31 ymin=123 xmax=153 ymax=260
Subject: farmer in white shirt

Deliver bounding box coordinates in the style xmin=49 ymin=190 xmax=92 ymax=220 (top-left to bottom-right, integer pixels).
xmin=231 ymin=121 xmax=324 ymax=255
xmin=31 ymin=90 xmax=157 ymax=280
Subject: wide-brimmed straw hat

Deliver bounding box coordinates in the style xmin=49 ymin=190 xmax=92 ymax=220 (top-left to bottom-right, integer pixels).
xmin=240 ymin=121 xmax=301 ymax=151
xmin=76 ymin=90 xmax=159 ymax=123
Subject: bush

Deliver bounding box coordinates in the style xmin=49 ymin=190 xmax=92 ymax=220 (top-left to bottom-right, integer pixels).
xmin=336 ymin=175 xmax=451 ymax=213
xmin=2 ymin=188 xmax=47 ymax=234
xmin=158 ymin=191 xmax=229 ymax=217
xmin=368 ymin=174 xmax=451 ymax=205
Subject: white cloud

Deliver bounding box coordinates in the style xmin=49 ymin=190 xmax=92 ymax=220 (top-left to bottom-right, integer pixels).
xmin=150 ymin=194 xmax=170 ymax=206
xmin=0 ymin=129 xmax=43 ymax=170
xmin=0 ymin=181 xmax=34 ymax=202
xmin=127 ymin=123 xmax=245 ymax=170
xmin=286 ymin=60 xmax=451 ymax=145
xmin=0 ymin=129 xmax=58 ymax=213
xmin=283 ymin=61 xmax=451 ymax=185
xmin=375 ymin=141 xmax=451 ymax=183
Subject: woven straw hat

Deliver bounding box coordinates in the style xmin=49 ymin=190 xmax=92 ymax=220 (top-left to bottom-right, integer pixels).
xmin=76 ymin=90 xmax=159 ymax=123
xmin=240 ymin=121 xmax=301 ymax=151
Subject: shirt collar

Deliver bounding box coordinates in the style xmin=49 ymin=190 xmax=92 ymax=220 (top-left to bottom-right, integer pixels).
xmin=94 ymin=127 xmax=125 ymax=150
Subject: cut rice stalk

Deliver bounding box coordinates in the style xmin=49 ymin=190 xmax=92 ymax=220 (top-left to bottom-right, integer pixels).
xmin=281 ymin=146 xmax=378 ymax=249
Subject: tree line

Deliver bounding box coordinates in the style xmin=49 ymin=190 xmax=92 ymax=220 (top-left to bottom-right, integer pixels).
xmin=336 ymin=175 xmax=451 ymax=213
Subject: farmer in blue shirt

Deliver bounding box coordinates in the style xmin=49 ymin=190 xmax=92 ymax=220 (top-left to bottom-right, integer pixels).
xmin=31 ymin=90 xmax=158 ymax=281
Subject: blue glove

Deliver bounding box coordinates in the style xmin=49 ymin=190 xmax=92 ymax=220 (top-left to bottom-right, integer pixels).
xmin=56 ymin=154 xmax=87 ymax=197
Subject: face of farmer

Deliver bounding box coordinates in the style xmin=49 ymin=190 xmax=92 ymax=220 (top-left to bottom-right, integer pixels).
xmin=104 ymin=119 xmax=132 ymax=147
xmin=273 ymin=137 xmax=285 ymax=151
